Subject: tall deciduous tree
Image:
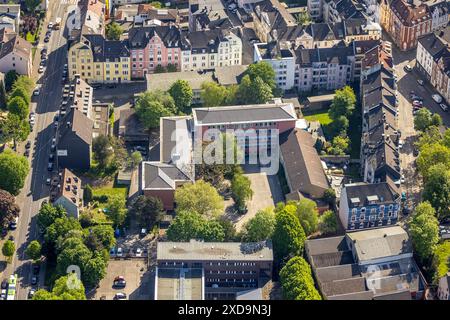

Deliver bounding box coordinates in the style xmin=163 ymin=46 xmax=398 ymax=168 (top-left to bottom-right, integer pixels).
xmin=175 ymin=180 xmax=224 ymax=217
xmin=417 ymin=143 xmax=450 ymax=178
xmin=129 ymin=195 xmax=164 ymax=229
xmin=4 ymin=70 xmax=18 ymax=91
xmin=246 ymin=61 xmax=276 ymax=90
xmin=7 ymin=96 xmax=29 ymax=120
xmin=135 ymin=90 xmax=176 ymax=129
xmin=105 ymin=195 xmax=128 ymax=228
xmin=200 ymin=81 xmax=227 ymax=108
xmin=272 ymin=203 xmax=306 ymax=262
xmin=10 ymin=86 xmax=31 ymax=105
xmin=409 ymin=202 xmax=440 ymax=263
xmin=328 ymin=86 xmax=356 ymax=120
xmin=106 ymin=22 xmax=123 ymax=40
xmin=25 ymin=240 xmax=42 ymax=262
xmin=2 ymin=240 xmax=15 ymax=263
xmin=280 ymin=256 xmax=321 ymax=300
xmin=92 ymin=135 xmax=114 ymax=169
xmin=318 ymin=210 xmax=338 ymax=235
xmin=0 ymin=150 xmax=29 ymax=195
xmin=296 ymin=199 xmax=319 ymax=236
xmin=33 ymin=274 xmax=86 ymax=300
xmin=422 ymin=164 xmax=450 ymax=221
xmin=169 ymin=79 xmax=193 ymax=113
xmin=242 ymin=208 xmax=275 ymax=242
xmin=166 ymin=211 xmax=225 ymax=242
xmin=0 ymin=113 xmax=30 ymax=147
xmin=414 ymin=108 xmax=434 ymax=132
xmin=0 ymin=188 xmax=20 ymax=228
xmin=231 ymin=172 xmax=253 ymax=209
xmin=37 ymin=203 xmax=66 ymax=231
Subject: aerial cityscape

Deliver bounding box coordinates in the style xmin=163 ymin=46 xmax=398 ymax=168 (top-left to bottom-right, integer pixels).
xmin=0 ymin=0 xmax=449 ymax=303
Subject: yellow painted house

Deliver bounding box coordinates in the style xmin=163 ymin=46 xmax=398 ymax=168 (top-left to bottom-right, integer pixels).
xmin=68 ymin=34 xmax=130 ymax=83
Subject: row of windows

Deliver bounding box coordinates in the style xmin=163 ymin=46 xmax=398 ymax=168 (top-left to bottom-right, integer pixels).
xmin=208 ymin=270 xmax=256 ymax=275
xmin=350 ymin=211 xmax=398 ymax=222
xmin=351 ymin=204 xmax=396 ymax=214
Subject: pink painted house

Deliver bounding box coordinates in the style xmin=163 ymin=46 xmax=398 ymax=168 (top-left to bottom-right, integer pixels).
xmin=128 ymin=26 xmax=182 ymax=79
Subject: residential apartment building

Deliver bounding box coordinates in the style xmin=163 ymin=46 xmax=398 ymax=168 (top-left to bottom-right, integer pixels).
xmin=253 ymin=42 xmax=295 ymax=91
xmin=429 ymin=0 xmax=449 ymax=31
xmin=53 ymin=169 xmax=83 ymax=219
xmin=384 ymin=0 xmax=432 ymax=51
xmin=0 ymin=28 xmax=32 ymax=76
xmin=68 ymin=34 xmax=131 ymax=83
xmin=180 ymin=29 xmax=242 ymax=72
xmin=416 ymin=27 xmax=450 ymax=103
xmin=156 ymin=240 xmax=273 ymax=300
xmin=437 ymin=273 xmax=450 ymax=300
xmin=339 ymin=182 xmax=400 ymax=231
xmin=128 ymin=26 xmax=182 ymax=78
xmin=295 ymin=45 xmax=355 ymax=92
xmin=306 ymin=226 xmax=426 ymax=299
xmin=322 ymin=0 xmax=367 ymax=23
xmin=66 ymin=0 xmax=106 ymax=36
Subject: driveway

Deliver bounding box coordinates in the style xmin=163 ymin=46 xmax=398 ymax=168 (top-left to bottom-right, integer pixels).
xmin=225 ymin=165 xmax=284 ymax=231
xmin=91 ymin=259 xmax=154 ymax=300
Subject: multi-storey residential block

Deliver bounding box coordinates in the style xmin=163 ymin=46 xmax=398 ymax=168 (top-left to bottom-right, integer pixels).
xmin=180 ymin=29 xmax=242 ymax=72
xmin=67 ymin=0 xmax=106 ymax=36
xmin=429 ymin=0 xmax=449 ymax=32
xmin=155 ymin=240 xmax=273 ymax=300
xmin=385 ymin=0 xmax=432 ymax=51
xmin=295 ymin=45 xmax=355 ymax=92
xmin=0 ymin=27 xmax=32 ymax=76
xmin=68 ymin=34 xmax=130 ymax=83
xmin=308 ymin=0 xmax=323 ymax=20
xmin=0 ymin=4 xmax=20 ymax=32
xmin=128 ymin=26 xmax=182 ymax=78
xmin=306 ymin=226 xmax=426 ymax=299
xmin=254 ymin=42 xmax=295 ymax=91
xmin=416 ymin=27 xmax=450 ymax=103
xmin=322 ymin=0 xmax=367 ymax=23
xmin=339 ymin=182 xmax=400 ymax=230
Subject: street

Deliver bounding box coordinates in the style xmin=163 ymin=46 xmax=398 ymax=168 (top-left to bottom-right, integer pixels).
xmin=2 ymin=0 xmax=73 ymax=299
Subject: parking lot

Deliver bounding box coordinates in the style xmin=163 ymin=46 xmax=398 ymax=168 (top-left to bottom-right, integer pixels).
xmin=92 ymin=259 xmax=154 ymax=300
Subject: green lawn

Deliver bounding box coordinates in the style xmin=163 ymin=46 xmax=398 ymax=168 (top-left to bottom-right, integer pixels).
xmin=26 ymin=32 xmax=36 ymax=43
xmin=304 ymin=112 xmax=333 ymax=125
xmin=92 ymin=185 xmax=128 ymax=203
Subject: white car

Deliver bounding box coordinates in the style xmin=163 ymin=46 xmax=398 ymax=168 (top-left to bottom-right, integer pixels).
xmin=38 ymin=66 xmax=44 ymax=73
xmin=404 ymin=64 xmax=412 ymax=72
xmin=33 ymin=87 xmax=40 ymax=96
xmin=432 ymin=94 xmax=443 ymax=103
xmin=135 ymin=248 xmax=142 ymax=257
xmin=48 ymin=22 xmax=53 ymax=29
xmin=117 ymin=247 xmax=123 ymax=257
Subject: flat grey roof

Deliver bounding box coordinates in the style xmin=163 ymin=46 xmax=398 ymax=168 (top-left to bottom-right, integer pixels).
xmin=156 ymin=268 xmax=203 ymax=300
xmin=157 ymin=240 xmax=273 ymax=262
xmin=193 ymin=103 xmax=296 ymax=126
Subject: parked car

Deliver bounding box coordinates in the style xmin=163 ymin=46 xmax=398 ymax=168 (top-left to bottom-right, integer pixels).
xmin=49 ymin=154 xmax=54 ymax=162
xmin=116 ymin=247 xmax=123 ymax=257
xmin=432 ymin=94 xmax=443 ymax=103
xmin=48 ymin=22 xmax=53 ymax=29
xmin=31 ymin=276 xmax=38 ymax=286
xmin=417 ymin=79 xmax=424 ymax=86
xmin=440 ymin=103 xmax=448 ymax=112
xmin=47 ymin=162 xmax=53 ymax=171
xmin=44 ymin=36 xmax=50 ymax=43
xmin=24 ymin=149 xmax=30 ymax=157
xmin=113 ymin=292 xmax=127 ymax=300
xmin=413 ymin=147 xmax=419 ymax=157
xmin=135 ymin=248 xmax=142 ymax=257
xmin=28 ymin=289 xmax=35 ymax=299
xmin=113 ymin=276 xmax=126 ymax=288
xmin=25 ymin=141 xmax=31 ymax=149
xmin=402 ymin=206 xmax=412 ymax=215
xmin=404 ymin=64 xmax=412 ymax=72
xmin=412 ymin=100 xmax=422 ymax=107
xmin=1 ymin=279 xmax=8 ymax=289
xmin=33 ymin=87 xmax=40 ymax=96
xmin=9 ymin=217 xmax=18 ymax=230
xmin=1 ymin=289 xmax=7 ymax=300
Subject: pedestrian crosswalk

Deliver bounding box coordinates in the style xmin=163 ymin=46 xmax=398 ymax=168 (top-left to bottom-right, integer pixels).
xmin=59 ymin=0 xmax=78 ymax=4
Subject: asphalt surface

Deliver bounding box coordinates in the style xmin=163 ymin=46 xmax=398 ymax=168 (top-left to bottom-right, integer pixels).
xmin=5 ymin=0 xmax=73 ymax=300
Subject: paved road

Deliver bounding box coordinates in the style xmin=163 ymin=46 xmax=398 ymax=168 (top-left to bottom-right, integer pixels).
xmin=5 ymin=0 xmax=71 ymax=300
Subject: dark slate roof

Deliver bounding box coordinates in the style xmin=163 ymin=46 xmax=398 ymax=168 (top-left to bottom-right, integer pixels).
xmin=335 ymin=0 xmax=366 ymax=20
xmin=142 ymin=162 xmax=190 ymax=190
xmin=418 ymin=32 xmax=448 ymax=60
xmin=343 ymin=182 xmax=399 ymax=208
xmin=296 ymin=45 xmax=354 ymax=65
xmin=58 ymin=108 xmax=93 ymax=146
xmin=82 ymin=34 xmax=129 ymax=62
xmin=193 ymin=103 xmax=296 ymax=126
xmin=127 ymin=26 xmax=182 ymax=49
xmin=361 ymin=67 xmax=396 ymax=95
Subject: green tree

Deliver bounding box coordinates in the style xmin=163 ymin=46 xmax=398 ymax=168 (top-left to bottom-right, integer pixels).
xmin=296 ymin=199 xmax=319 ymax=236
xmin=417 ymin=125 xmax=443 ymax=149
xmin=84 ymin=224 xmax=116 ymax=252
xmin=443 ymin=129 xmax=450 ymax=148
xmin=414 ymin=108 xmax=434 ymax=131
xmin=105 ymin=196 xmax=127 ymax=228
xmin=433 ymin=241 xmax=450 ymax=281
xmin=149 ymin=1 xmax=163 ymax=8
xmin=327 ymin=135 xmax=349 ymax=155
xmin=128 ymin=151 xmax=143 ymax=169
xmin=154 ymin=65 xmax=166 ymax=73
xmin=82 ymin=253 xmax=107 ymax=288
xmin=56 ymin=242 xmax=92 ymax=275
xmin=246 ymin=61 xmax=276 ymax=90
xmin=0 ymin=79 xmax=7 ymax=109
xmin=12 ymin=76 xmax=34 ymax=95
xmin=45 ymin=217 xmax=82 ymax=249
xmin=280 ymin=256 xmax=321 ymax=300
xmin=272 ymin=203 xmax=306 ymax=262
xmin=0 ymin=188 xmax=20 ymax=229
xmin=106 ymin=22 xmax=123 ymax=40
xmin=323 ymin=188 xmax=336 ymax=205
xmin=431 ymin=113 xmax=443 ymax=127
xmin=422 ymin=164 xmax=450 ymax=221
xmin=7 ymin=96 xmax=29 ymax=120
xmin=296 ymin=11 xmax=312 ymax=26
xmin=166 ymin=211 xmax=206 ymax=241
xmin=0 ymin=113 xmax=30 ymax=147
xmin=328 ymin=115 xmax=349 ymax=137
xmin=217 ymin=216 xmax=237 ymax=241
xmin=33 ymin=274 xmax=86 ymax=300
xmin=83 ymin=184 xmax=93 ymax=204
xmin=200 ymin=219 xmax=225 ymax=242
xmin=24 ymin=0 xmax=41 ymax=12
xmin=37 ymin=203 xmax=66 ymax=231
xmin=4 ymin=70 xmax=18 ymax=92
xmin=328 ymin=86 xmax=356 ymax=119
xmin=231 ymin=172 xmax=253 ymax=209
xmin=135 ymin=90 xmax=176 ymax=129
xmin=318 ymin=210 xmax=338 ymax=235
xmin=25 ymin=240 xmax=42 ymax=262
xmin=10 ymin=86 xmax=30 ymax=106
xmin=129 ymin=195 xmax=164 ymax=229
xmin=200 ymin=81 xmax=227 ymax=108
xmin=175 ymin=180 xmax=224 ymax=217
xmin=169 ymin=79 xmax=193 ymax=113
xmin=2 ymin=240 xmax=15 ymax=262
xmin=0 ymin=150 xmax=29 ymax=195
xmin=92 ymin=135 xmax=114 ymax=170
xmin=236 ymin=75 xmax=273 ymax=104
xmin=409 ymin=202 xmax=440 ymax=263
xmin=242 ymin=208 xmax=275 ymax=242
xmin=417 ymin=143 xmax=450 ymax=178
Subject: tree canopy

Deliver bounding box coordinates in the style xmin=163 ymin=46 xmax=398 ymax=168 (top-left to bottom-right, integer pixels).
xmin=0 ymin=188 xmax=20 ymax=229
xmin=231 ymin=172 xmax=253 ymax=209
xmin=106 ymin=22 xmax=123 ymax=40
xmin=135 ymin=90 xmax=176 ymax=129
xmin=201 ymin=81 xmax=228 ymax=108
xmin=242 ymin=208 xmax=275 ymax=242
xmin=328 ymin=86 xmax=356 ymax=119
xmin=25 ymin=240 xmax=42 ymax=262
xmin=246 ymin=61 xmax=276 ymax=90
xmin=174 ymin=180 xmax=224 ymax=217
xmin=129 ymin=195 xmax=164 ymax=229
xmin=7 ymin=96 xmax=29 ymax=120
xmin=422 ymin=164 xmax=450 ymax=221
xmin=296 ymin=199 xmax=319 ymax=236
xmin=280 ymin=256 xmax=321 ymax=300
xmin=169 ymin=79 xmax=193 ymax=113
xmin=33 ymin=274 xmax=86 ymax=300
xmin=37 ymin=203 xmax=66 ymax=231
xmin=166 ymin=211 xmax=225 ymax=242
xmin=0 ymin=150 xmax=29 ymax=195
xmin=318 ymin=210 xmax=338 ymax=235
